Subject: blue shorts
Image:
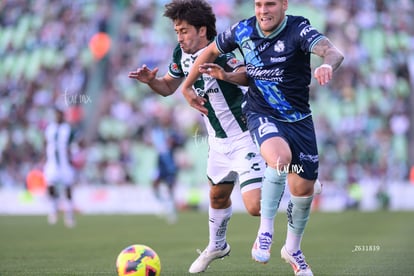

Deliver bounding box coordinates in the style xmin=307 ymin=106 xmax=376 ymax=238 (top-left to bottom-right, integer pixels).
xmin=246 ymin=113 xmax=319 ymax=180
xmin=156 ymin=153 xmax=177 ymax=186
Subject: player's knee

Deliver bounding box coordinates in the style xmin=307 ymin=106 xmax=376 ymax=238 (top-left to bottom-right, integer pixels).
xmin=242 ymin=188 xmax=261 ymax=216
xmin=245 ymin=203 xmax=261 ymax=216
xmin=289 ymin=178 xmax=314 ymax=197
xmin=267 ymin=156 xmax=290 ymax=171
xmin=210 ymin=193 xmax=231 ymax=209
xmin=209 ymin=184 xmax=233 ymax=208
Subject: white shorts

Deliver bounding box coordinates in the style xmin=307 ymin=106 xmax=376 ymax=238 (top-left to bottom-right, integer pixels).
xmin=44 ymin=163 xmax=76 ymax=187
xmin=207 ymin=131 xmax=264 ymax=193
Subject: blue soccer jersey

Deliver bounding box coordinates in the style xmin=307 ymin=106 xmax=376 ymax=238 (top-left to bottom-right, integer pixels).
xmin=216 ymin=15 xmax=325 ymax=122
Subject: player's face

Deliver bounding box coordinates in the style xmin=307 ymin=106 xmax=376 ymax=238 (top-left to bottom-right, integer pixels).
xmin=174 ymin=20 xmax=207 ymax=54
xmin=255 ymin=0 xmax=288 ymax=36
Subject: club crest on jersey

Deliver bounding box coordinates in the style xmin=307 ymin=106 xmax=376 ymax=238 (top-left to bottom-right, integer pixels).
xmin=227 ymin=57 xmax=243 ymax=69
xmin=274 ymin=40 xmax=285 ymax=53
xmin=170 ymin=62 xmax=181 ymax=74
xmin=245 ymin=152 xmax=257 ymax=160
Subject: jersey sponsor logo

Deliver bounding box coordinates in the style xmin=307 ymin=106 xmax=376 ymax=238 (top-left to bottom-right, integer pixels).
xmin=206 ymin=87 xmax=220 ymax=94
xmin=246 ymin=64 xmax=284 ymax=82
xmin=274 ymin=40 xmax=285 ymax=53
xmin=299 ymin=152 xmax=319 ymax=163
xmin=300 ymin=25 xmax=316 ymax=37
xmin=258 ymin=41 xmax=271 ymax=52
xmin=195 ymin=85 xmax=220 ymax=96
xmin=270 ymin=56 xmax=286 ymax=63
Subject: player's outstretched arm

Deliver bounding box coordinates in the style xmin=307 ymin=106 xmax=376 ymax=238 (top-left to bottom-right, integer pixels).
xmin=312 ymin=38 xmax=344 ymax=86
xmin=128 ymin=64 xmax=182 ymax=97
xmin=199 ymin=63 xmax=249 ymax=86
xmin=181 ymin=43 xmax=221 ymax=115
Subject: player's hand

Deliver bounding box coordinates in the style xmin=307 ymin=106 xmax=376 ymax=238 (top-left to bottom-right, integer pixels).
xmin=313 ymin=64 xmax=332 ymax=86
xmin=182 ymin=87 xmax=208 ymax=115
xmin=128 ymin=64 xmax=158 ymax=84
xmin=199 ymin=63 xmax=226 ymax=81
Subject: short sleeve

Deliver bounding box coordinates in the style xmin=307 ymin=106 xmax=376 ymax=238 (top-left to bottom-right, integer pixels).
xmin=295 ymin=18 xmax=325 ymax=53
xmin=168 ymin=44 xmax=184 ymax=79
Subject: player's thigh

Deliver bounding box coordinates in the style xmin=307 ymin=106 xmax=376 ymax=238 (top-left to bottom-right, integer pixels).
xmin=287 ymin=116 xmax=319 ymax=182
xmin=206 ymin=145 xmax=232 ymax=183
xmin=260 ymin=136 xmax=291 ymax=169
xmin=246 ymin=113 xmax=291 ymax=168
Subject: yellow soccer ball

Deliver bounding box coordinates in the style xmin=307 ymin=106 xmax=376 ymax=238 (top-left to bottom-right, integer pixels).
xmin=116 ymin=244 xmax=161 ymax=276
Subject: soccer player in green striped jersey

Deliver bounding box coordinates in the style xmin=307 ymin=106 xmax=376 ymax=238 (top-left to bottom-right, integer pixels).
xmin=129 ymin=0 xmax=265 ymax=273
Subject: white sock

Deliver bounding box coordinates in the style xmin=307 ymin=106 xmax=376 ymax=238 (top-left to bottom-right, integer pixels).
xmin=258 ymin=216 xmax=274 ymax=236
xmin=64 ymin=199 xmax=74 ymax=220
xmin=207 ymin=205 xmax=232 ymax=252
xmin=285 ymin=230 xmax=303 ymax=254
xmin=50 ymin=198 xmax=59 ymax=215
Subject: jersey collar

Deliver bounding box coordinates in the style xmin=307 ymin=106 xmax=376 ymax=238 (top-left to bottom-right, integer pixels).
xmin=256 ymin=15 xmax=288 ymax=39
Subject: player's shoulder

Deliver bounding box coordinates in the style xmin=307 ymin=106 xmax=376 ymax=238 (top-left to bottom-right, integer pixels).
xmin=172 ymin=43 xmax=182 ymax=58
xmin=230 ymin=16 xmax=256 ymax=31
xmin=287 ymin=15 xmax=311 ymax=27
xmin=242 ymin=15 xmax=256 ymax=25
xmin=170 ymin=44 xmax=184 ymax=76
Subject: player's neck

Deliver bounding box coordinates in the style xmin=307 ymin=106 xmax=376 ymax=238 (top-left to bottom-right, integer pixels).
xmin=190 ymin=40 xmax=210 ymax=55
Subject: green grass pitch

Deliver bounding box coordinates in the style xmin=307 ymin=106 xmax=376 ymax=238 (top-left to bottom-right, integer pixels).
xmin=0 ymin=211 xmax=413 ymax=275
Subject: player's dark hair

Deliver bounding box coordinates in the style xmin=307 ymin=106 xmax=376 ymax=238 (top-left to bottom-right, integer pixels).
xmin=164 ymin=0 xmax=217 ymax=40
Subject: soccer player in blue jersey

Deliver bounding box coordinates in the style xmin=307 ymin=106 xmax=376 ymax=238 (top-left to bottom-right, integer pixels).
xmin=181 ymin=0 xmax=344 ymax=275
xmin=128 ymin=0 xmax=265 ymax=273
xmin=149 ymin=108 xmax=185 ymax=224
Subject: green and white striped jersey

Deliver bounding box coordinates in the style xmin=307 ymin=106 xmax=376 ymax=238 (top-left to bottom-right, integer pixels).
xmin=168 ymin=44 xmax=248 ymax=138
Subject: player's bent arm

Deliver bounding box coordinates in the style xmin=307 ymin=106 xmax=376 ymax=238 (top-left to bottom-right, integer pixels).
xmin=312 ymin=37 xmax=344 ymax=85
xmin=148 ymin=74 xmax=182 ymax=97
xmin=128 ymin=65 xmax=182 ymax=96
xmin=181 ymin=42 xmax=221 ymax=91
xmin=312 ymin=37 xmax=344 ymax=71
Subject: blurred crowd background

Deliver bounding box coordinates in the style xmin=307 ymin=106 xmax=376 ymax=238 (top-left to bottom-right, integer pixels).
xmin=1 ymin=0 xmax=413 ymax=206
